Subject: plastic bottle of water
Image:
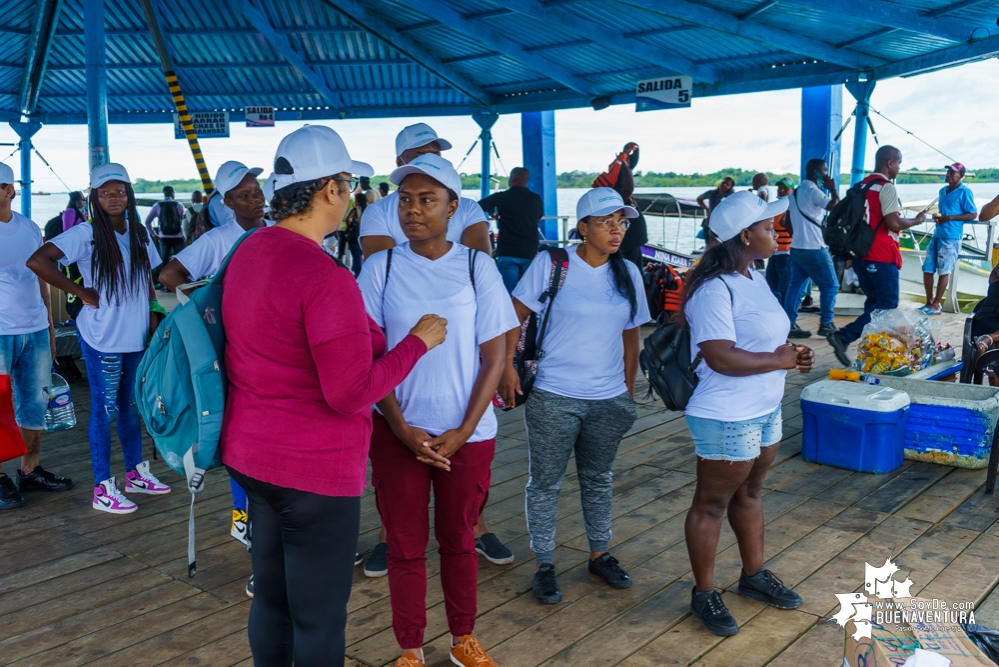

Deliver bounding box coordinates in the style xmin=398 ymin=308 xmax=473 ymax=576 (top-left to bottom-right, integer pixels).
xmin=44 ymin=373 xmax=76 ymax=432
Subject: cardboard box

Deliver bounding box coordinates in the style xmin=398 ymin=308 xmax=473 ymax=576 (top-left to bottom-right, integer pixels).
xmin=844 ymin=598 xmax=994 ymax=666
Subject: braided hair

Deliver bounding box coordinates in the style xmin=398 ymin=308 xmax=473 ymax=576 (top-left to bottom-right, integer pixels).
xmin=87 ymin=181 xmax=152 ymax=305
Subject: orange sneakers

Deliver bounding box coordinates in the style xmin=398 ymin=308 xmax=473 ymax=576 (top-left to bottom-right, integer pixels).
xmin=450 ymin=635 xmax=497 ymax=667
xmin=394 ymin=653 xmax=425 ymax=667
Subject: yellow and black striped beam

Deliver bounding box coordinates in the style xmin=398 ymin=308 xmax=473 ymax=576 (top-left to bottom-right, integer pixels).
xmin=165 ymin=71 xmax=213 ymax=194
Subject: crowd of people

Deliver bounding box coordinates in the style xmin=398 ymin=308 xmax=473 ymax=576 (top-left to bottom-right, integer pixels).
xmin=0 ymin=121 xmax=990 ymax=666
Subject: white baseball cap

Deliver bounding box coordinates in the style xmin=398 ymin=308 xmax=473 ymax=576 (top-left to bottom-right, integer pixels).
xmin=269 ymin=125 xmax=373 ymax=194
xmin=395 ymin=122 xmax=453 ymax=157
xmin=90 ymin=162 xmax=131 ymax=189
xmin=0 ymin=162 xmax=14 ymax=186
xmin=208 ymin=191 xmax=234 ymax=227
xmin=576 ymin=187 xmax=639 ymax=221
xmin=390 ymin=153 xmax=462 ymax=198
xmin=215 ymin=161 xmax=263 ymax=197
xmin=709 ymin=190 xmax=788 ymax=242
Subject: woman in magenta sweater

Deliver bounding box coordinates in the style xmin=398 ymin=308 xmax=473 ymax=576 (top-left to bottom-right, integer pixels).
xmin=220 ymin=125 xmax=447 ymax=667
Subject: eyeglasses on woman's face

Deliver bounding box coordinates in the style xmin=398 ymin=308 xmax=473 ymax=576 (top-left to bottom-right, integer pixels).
xmin=333 ymin=177 xmax=360 ymax=191
xmin=589 ymin=215 xmax=630 ymax=231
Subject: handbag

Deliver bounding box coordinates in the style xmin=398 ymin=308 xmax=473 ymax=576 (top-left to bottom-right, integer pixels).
xmin=0 ymin=375 xmax=28 ymax=463
xmin=496 ymin=247 xmax=569 ymax=410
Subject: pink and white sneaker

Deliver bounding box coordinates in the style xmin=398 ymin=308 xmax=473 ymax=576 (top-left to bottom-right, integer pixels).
xmin=93 ymin=477 xmax=138 ymax=514
xmin=125 ymin=461 xmax=172 ymax=495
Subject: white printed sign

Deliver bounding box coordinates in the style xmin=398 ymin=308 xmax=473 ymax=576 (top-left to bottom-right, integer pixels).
xmin=635 ymin=76 xmax=692 ymax=112
xmin=245 ymin=106 xmax=275 ymax=127
xmin=174 ymin=111 xmax=229 ymax=139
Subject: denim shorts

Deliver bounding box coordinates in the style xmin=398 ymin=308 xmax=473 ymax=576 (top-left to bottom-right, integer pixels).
xmin=922 ymin=236 xmax=961 ymax=276
xmin=0 ymin=329 xmax=52 ymax=430
xmin=686 ymin=405 xmax=782 ymax=462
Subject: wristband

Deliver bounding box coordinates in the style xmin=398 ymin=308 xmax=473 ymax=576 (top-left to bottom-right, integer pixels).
xmin=149 ymin=301 xmax=168 ymax=318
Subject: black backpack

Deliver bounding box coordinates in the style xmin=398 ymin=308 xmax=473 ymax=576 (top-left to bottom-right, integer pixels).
xmin=158 ymin=200 xmax=182 ymax=235
xmin=44 ymin=214 xmax=62 ymax=241
xmin=640 ymin=279 xmax=732 ymax=412
xmin=823 ymin=177 xmax=888 ymax=260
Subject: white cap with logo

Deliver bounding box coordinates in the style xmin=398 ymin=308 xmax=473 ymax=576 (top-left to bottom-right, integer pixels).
xmin=389 ymin=153 xmax=462 ymax=197
xmin=709 ymin=190 xmax=788 ymax=242
xmin=90 ymin=162 xmax=132 ymax=189
xmin=0 ymin=162 xmax=14 ymax=186
xmin=215 ymin=161 xmax=264 ymax=197
xmin=269 ymin=125 xmax=373 ymax=195
xmin=576 ymin=187 xmax=639 ymax=221
xmin=395 ymin=123 xmax=453 ymax=157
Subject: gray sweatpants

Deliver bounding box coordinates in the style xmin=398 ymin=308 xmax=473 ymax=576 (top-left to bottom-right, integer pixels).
xmin=524 ymin=388 xmax=638 ymax=563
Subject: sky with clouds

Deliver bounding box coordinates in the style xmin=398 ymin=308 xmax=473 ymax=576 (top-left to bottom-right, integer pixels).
xmin=2 ymin=58 xmax=998 ymax=192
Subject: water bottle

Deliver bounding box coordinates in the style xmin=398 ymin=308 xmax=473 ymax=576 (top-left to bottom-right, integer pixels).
xmin=43 ymin=373 xmax=76 ymax=432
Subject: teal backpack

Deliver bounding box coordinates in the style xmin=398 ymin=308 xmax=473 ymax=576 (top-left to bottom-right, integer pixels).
xmin=135 ymin=228 xmax=256 ymax=578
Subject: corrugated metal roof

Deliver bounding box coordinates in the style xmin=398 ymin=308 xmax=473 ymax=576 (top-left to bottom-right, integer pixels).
xmin=3 ymin=0 xmax=999 ymax=123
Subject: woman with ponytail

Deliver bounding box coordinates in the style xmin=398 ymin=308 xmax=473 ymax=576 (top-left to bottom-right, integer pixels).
xmin=680 ymin=191 xmax=813 ymax=637
xmin=28 ymin=163 xmax=171 ymax=515
xmin=499 ymin=187 xmax=650 ymax=605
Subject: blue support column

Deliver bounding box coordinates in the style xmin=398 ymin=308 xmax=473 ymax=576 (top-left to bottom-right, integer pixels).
xmin=85 ymin=0 xmax=109 ymax=170
xmin=800 ymin=85 xmax=843 ymax=192
xmin=521 ymin=111 xmax=557 ymax=240
xmin=845 ymin=80 xmax=876 ymax=186
xmin=9 ymin=121 xmax=41 ymax=219
xmin=473 ymin=111 xmax=499 ymax=200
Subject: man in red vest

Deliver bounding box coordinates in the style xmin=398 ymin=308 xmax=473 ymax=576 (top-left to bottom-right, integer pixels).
xmin=828 ymin=146 xmax=926 ymax=366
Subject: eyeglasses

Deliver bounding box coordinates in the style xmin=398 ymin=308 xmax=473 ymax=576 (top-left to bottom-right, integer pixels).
xmin=333 ymin=177 xmax=359 ymax=191
xmin=590 ymin=218 xmax=631 ymax=231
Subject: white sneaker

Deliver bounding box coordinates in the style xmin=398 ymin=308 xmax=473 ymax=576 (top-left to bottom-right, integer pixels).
xmin=125 ymin=461 xmax=172 ymax=495
xmin=93 ymin=477 xmax=138 ymax=514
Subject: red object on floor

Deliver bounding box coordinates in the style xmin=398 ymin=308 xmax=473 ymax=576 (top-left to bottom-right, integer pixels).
xmin=0 ymin=375 xmax=28 ymax=463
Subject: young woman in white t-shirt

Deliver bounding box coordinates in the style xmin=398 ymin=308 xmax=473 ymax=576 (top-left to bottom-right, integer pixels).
xmin=28 ymin=164 xmax=172 ymax=515
xmin=500 ymin=187 xmax=650 ymax=606
xmin=357 ymin=154 xmax=517 ymax=667
xmin=681 ymin=191 xmax=814 ymax=636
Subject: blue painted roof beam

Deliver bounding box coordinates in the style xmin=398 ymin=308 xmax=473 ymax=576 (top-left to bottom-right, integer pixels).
xmin=239 ymin=0 xmax=349 ymax=114
xmin=402 ymin=0 xmax=599 ymax=97
xmin=504 ymin=0 xmax=718 ymax=82
xmin=18 ymin=0 xmax=63 ymax=115
xmin=39 ymin=59 xmax=415 ymax=71
xmin=319 ymin=0 xmax=493 ymax=106
xmin=622 ymin=0 xmax=883 ymax=70
xmin=778 ymin=0 xmax=980 ymax=43
xmin=872 ymin=33 xmax=999 ymax=79
xmin=924 ymin=0 xmax=989 ymax=18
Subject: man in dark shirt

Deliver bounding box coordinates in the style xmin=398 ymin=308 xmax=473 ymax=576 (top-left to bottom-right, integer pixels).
xmin=479 ymin=167 xmax=544 ymax=292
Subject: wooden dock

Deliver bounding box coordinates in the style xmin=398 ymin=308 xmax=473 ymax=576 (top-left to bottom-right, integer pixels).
xmin=3 ymin=308 xmax=999 ymax=667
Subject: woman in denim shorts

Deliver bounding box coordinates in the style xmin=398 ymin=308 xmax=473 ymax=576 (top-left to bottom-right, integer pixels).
xmin=680 ymin=191 xmax=815 ymax=636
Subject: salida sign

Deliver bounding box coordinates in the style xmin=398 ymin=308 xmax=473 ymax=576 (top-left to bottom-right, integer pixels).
xmin=636 ymin=76 xmax=692 ymax=112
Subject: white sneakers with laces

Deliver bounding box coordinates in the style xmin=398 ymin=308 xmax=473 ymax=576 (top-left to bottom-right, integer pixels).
xmin=92 ymin=477 xmax=137 ymax=514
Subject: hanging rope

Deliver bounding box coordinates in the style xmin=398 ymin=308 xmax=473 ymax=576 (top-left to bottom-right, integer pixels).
xmin=32 ymin=148 xmax=72 ymax=192
xmin=491 ymin=141 xmax=509 ymax=179
xmin=454 ymin=140 xmax=479 ymax=172
xmin=868 ymin=106 xmax=959 ymax=163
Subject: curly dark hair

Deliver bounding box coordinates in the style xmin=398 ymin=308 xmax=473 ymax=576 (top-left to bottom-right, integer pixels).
xmin=268 ymin=157 xmax=351 ymax=221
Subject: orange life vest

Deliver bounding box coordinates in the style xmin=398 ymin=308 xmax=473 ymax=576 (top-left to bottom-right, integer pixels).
xmin=774 ymin=212 xmax=792 ymax=252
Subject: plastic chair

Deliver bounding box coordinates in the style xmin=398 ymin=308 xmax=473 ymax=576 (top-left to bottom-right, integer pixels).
xmin=971 ymin=349 xmax=999 ymax=494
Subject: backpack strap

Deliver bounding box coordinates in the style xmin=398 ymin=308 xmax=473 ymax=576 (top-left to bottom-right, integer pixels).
xmin=859 ymin=177 xmax=890 ymax=234
xmin=535 ymin=247 xmax=570 ymax=359
xmin=690 ymin=277 xmax=736 ymax=372
xmin=384 ymin=247 xmax=393 ymax=287
xmin=468 ymin=248 xmax=478 ymax=294
xmin=792 ymin=188 xmax=825 ymax=229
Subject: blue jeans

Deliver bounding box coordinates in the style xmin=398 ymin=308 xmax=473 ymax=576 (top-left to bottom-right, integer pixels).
xmin=765 ymin=253 xmax=791 ymax=304
xmin=783 ymin=248 xmax=839 ymax=326
xmin=495 ymin=256 xmax=534 ymax=294
xmin=0 ymin=329 xmax=51 ymax=430
xmin=840 ymin=260 xmax=900 ymax=344
xmin=922 ymin=236 xmax=961 ymax=276
xmin=78 ymin=335 xmax=144 ymax=484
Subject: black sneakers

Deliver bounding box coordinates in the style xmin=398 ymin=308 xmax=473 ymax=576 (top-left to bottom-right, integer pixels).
xmin=475 ymin=532 xmax=514 ymax=565
xmin=364 ymin=542 xmax=389 ymax=578
xmin=0 ymin=474 xmax=24 ymax=510
xmin=817 ymin=323 xmax=838 ymax=337
xmin=532 ymin=564 xmax=562 ymax=604
xmin=588 ymin=553 xmax=632 ymax=589
xmin=788 ymin=323 xmax=812 ymax=339
xmin=737 ymin=568 xmax=802 ymax=609
xmin=17 ymin=466 xmax=74 ymax=492
xmin=827 ymin=330 xmax=852 ymax=367
xmin=690 ymin=588 xmax=739 ymax=636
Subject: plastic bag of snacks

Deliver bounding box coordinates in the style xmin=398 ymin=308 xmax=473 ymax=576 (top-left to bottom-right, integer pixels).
xmin=854 ymin=308 xmax=934 ymax=376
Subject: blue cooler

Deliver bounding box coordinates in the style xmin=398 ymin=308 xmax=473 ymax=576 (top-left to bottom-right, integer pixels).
xmin=800 ymin=380 xmax=910 ymax=474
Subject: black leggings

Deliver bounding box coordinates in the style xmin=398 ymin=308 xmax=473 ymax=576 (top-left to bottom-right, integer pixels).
xmin=228 ymin=467 xmax=360 ymax=667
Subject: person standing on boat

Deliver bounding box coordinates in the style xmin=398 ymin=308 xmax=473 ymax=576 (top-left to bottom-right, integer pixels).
xmin=697 ymin=178 xmax=735 ymax=221
xmin=765 ymin=177 xmax=795 ymax=304
xmin=61 ymin=191 xmax=88 ymax=233
xmin=478 ymin=166 xmax=544 ymax=293
xmin=782 ymin=158 xmax=841 ymax=339
xmin=920 ymin=163 xmax=977 ymax=315
xmin=828 ymin=146 xmax=926 ymax=366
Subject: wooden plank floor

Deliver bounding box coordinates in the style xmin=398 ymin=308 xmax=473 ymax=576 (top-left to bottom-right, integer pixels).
xmin=3 ymin=308 xmax=999 ymax=667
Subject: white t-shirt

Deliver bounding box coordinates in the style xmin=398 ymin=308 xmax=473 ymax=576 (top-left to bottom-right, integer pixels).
xmin=359 ymin=191 xmax=487 ymax=245
xmin=0 ymin=211 xmax=48 ymax=335
xmin=685 ymin=270 xmax=790 ymax=421
xmin=789 ymin=180 xmax=830 ymax=250
xmin=512 ymin=245 xmax=650 ymax=401
xmin=174 ymin=220 xmax=274 ymax=280
xmin=755 ymin=187 xmax=769 ymax=202
xmin=358 ymin=243 xmax=518 ymax=442
xmin=52 ymin=222 xmax=162 ymax=353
